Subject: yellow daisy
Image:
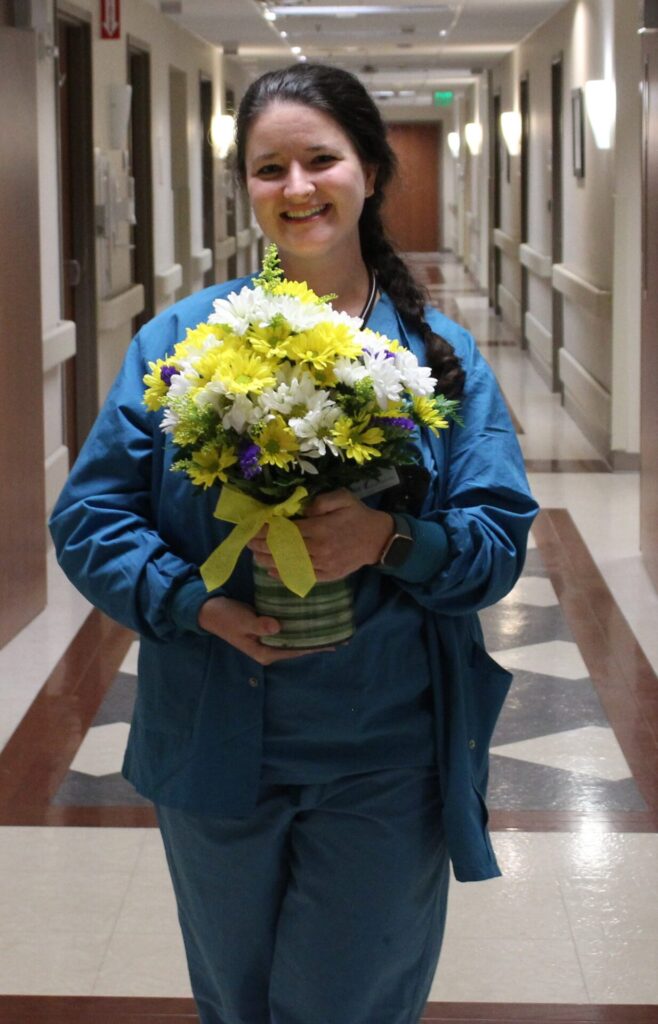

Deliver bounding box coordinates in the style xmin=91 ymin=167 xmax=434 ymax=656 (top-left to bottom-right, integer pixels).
xmin=331 ymin=415 xmax=385 ymax=464
xmin=256 ymin=416 xmax=299 ymax=469
xmin=285 ymin=322 xmax=360 ymax=369
xmin=143 ymin=359 xmax=178 ymax=411
xmin=412 ymin=396 xmax=449 ymax=434
xmin=186 ymin=447 xmax=237 ymax=489
xmin=213 ymin=349 xmax=277 ymax=396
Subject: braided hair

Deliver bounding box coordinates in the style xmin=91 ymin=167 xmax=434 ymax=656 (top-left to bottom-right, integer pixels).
xmin=235 ymin=63 xmax=465 ymax=399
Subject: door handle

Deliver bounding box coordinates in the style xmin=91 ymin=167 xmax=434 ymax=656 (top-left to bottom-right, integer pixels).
xmin=64 ymin=259 xmax=82 ymax=287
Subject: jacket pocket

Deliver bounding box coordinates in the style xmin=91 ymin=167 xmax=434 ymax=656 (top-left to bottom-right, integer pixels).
xmin=134 ymin=634 xmax=213 ymax=736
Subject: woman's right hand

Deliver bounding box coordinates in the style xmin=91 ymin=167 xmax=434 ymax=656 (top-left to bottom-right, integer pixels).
xmin=197 ymin=596 xmax=328 ymax=666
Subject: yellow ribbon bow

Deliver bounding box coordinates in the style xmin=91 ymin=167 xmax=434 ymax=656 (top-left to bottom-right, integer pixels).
xmin=200 ymin=484 xmax=316 ymax=598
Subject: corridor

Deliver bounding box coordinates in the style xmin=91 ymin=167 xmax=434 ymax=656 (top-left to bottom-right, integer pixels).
xmin=0 ymin=254 xmax=656 ymax=1023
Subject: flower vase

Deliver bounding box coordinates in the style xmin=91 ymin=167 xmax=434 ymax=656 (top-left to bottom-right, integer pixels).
xmin=253 ymin=562 xmax=355 ymax=649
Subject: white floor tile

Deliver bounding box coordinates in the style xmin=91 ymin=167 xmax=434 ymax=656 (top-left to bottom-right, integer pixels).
xmin=489 ymin=639 xmax=589 ymax=679
xmin=92 ymin=929 xmax=192 ymax=997
xmin=500 ymin=575 xmax=559 ymax=607
xmin=491 ymin=725 xmax=633 ymax=781
xmin=69 ymin=722 xmax=131 ymax=777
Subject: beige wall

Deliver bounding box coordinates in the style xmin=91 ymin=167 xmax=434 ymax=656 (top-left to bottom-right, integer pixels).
xmin=491 ymin=0 xmax=641 ymax=460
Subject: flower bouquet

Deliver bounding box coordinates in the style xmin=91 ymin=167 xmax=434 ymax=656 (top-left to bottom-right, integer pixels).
xmin=144 ymin=245 xmax=460 ymax=647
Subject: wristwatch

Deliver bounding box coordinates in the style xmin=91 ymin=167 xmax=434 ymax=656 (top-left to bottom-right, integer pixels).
xmin=378 ymin=513 xmax=414 ymax=570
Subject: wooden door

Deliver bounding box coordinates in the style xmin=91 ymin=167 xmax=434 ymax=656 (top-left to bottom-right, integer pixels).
xmin=640 ymin=32 xmax=658 ymax=588
xmin=56 ymin=13 xmax=97 ymax=460
xmin=381 ymin=123 xmax=440 ymax=252
xmin=0 ymin=24 xmax=46 ymax=647
xmin=129 ymin=43 xmax=155 ymax=330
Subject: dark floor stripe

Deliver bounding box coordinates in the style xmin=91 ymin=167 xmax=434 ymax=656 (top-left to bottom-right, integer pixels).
xmin=0 ymin=998 xmax=654 ymax=1023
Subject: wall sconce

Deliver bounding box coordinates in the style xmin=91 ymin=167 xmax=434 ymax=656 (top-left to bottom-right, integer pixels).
xmin=211 ymin=113 xmax=236 ymax=159
xmin=464 ymin=122 xmax=483 ymax=156
xmin=500 ymin=111 xmax=522 ymax=156
xmin=583 ymin=80 xmax=616 ymax=149
xmin=447 ymin=132 xmax=461 ymax=158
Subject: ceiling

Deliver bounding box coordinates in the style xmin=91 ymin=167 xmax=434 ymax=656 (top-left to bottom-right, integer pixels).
xmin=155 ymin=0 xmax=572 ymax=106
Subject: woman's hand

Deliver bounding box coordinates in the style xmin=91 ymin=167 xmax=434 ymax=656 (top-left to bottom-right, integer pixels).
xmin=198 ymin=596 xmax=329 ymax=665
xmin=248 ymin=489 xmax=394 ymax=582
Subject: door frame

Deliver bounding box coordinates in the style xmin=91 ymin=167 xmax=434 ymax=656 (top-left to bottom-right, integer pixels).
xmin=128 ymin=37 xmax=155 ymax=331
xmin=520 ymin=73 xmax=530 ymax=350
xmin=550 ymin=53 xmax=564 ymax=395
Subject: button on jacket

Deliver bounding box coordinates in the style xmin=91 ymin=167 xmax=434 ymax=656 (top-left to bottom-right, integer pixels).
xmin=50 ymin=277 xmax=539 ymax=882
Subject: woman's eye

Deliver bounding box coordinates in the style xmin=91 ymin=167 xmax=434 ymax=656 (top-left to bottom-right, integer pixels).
xmin=313 ymin=154 xmax=336 ymax=166
xmin=256 ymin=164 xmax=281 ymax=177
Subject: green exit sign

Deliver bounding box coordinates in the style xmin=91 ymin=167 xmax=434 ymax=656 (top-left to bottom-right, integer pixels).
xmin=434 ymin=91 xmax=454 ymax=106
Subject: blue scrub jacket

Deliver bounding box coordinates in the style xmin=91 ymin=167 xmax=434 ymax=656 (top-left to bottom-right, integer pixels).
xmin=50 ymin=277 xmax=539 ymax=882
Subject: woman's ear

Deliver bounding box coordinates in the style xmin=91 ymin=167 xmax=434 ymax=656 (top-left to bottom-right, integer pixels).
xmin=364 ymin=164 xmax=378 ymax=198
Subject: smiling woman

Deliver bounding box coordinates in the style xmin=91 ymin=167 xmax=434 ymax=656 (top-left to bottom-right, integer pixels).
xmin=49 ymin=61 xmax=538 ymax=1024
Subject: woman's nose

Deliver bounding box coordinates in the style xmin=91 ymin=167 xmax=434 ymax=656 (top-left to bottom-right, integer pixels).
xmin=283 ymin=164 xmax=315 ymax=200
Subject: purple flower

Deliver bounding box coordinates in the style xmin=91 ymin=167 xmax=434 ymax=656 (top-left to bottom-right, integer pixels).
xmin=239 ymin=443 xmax=262 ymax=480
xmin=374 ymin=416 xmax=415 ymax=431
xmin=160 ymin=365 xmax=180 ymax=386
xmin=363 ymin=347 xmax=395 ymax=360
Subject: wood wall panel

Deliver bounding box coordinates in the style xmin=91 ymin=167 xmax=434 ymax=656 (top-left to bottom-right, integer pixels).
xmin=0 ymin=26 xmax=47 ymax=648
xmin=640 ymin=33 xmax=658 ymax=589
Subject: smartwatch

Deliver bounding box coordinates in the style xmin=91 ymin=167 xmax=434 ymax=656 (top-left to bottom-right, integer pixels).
xmin=378 ymin=513 xmax=414 ymax=570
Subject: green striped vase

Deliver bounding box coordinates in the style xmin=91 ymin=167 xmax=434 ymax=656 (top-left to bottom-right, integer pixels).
xmin=253 ymin=563 xmax=355 ymax=649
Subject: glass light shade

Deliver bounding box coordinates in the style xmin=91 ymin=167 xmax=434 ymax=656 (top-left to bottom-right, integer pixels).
xmin=464 ymin=122 xmax=482 ymax=156
xmin=210 ymin=113 xmax=236 ymax=159
xmin=500 ymin=110 xmax=522 ymax=156
xmin=447 ymin=131 xmax=461 ymax=158
xmin=584 ymin=80 xmax=616 ymax=150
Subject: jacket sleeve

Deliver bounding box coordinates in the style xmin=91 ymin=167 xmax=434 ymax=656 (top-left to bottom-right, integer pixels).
xmin=49 ymin=326 xmax=216 ymax=642
xmin=383 ymin=327 xmax=539 ymax=614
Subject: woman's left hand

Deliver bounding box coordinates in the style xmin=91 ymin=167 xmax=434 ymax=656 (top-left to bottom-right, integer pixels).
xmin=247 ymin=489 xmax=394 ymax=582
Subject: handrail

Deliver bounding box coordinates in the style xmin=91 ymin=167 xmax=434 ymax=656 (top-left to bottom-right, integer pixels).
xmin=519 ymin=243 xmax=552 ymax=279
xmin=98 ymin=284 xmax=145 ymax=332
xmin=552 ymin=263 xmax=612 ymax=319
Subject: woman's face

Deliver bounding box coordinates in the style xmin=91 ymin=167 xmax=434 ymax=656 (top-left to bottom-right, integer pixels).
xmin=244 ymin=101 xmax=376 ymax=267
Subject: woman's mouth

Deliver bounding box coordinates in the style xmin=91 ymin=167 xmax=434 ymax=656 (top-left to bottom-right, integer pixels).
xmin=281 ymin=204 xmax=329 ymax=222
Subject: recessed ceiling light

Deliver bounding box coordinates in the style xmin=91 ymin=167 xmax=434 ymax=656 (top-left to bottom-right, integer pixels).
xmin=439 ymin=29 xmax=447 ymax=37
xmin=263 ymin=8 xmax=277 ymax=21
xmin=291 ymin=45 xmax=302 ymax=54
xmin=271 ymin=5 xmax=450 ymax=14
xmin=279 ymin=29 xmax=288 ymax=37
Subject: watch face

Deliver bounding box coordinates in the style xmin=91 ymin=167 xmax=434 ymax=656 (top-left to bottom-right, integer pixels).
xmin=382 ymin=533 xmax=414 ymax=569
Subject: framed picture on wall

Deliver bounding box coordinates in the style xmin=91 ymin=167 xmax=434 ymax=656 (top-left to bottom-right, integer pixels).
xmin=572 ymin=87 xmax=585 ymax=178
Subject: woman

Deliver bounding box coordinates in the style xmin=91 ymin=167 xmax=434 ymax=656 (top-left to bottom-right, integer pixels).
xmin=51 ymin=64 xmax=538 ymax=1024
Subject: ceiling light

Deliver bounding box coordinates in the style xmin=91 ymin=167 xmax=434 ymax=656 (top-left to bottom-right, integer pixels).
xmin=464 ymin=122 xmax=483 ymax=155
xmin=279 ymin=29 xmax=288 ymax=37
xmin=271 ymin=5 xmax=449 ymax=14
xmin=584 ymin=79 xmax=616 ymax=149
xmin=263 ymin=8 xmax=277 ymax=21
xmin=291 ymin=45 xmax=302 ymax=54
xmin=210 ymin=113 xmax=236 ymax=160
xmin=500 ymin=111 xmax=522 ymax=156
xmin=398 ymin=90 xmax=416 ymax=97
xmin=447 ymin=131 xmax=460 ymax=158
xmin=439 ymin=29 xmax=447 ymax=37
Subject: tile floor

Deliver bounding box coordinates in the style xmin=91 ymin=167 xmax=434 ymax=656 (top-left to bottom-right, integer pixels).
xmin=1 ymin=255 xmax=657 ymax=1016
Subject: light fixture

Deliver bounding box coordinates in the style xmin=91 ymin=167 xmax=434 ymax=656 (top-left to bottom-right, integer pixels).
xmin=447 ymin=131 xmax=461 ymax=158
xmin=270 ymin=4 xmax=451 ymax=14
xmin=210 ymin=113 xmax=236 ymax=159
xmin=291 ymin=45 xmax=302 ymax=54
xmin=583 ymin=80 xmax=616 ymax=149
xmin=439 ymin=29 xmax=447 ymax=37
xmin=464 ymin=121 xmax=482 ymax=155
xmin=279 ymin=29 xmax=288 ymax=37
xmin=263 ymin=8 xmax=277 ymax=21
xmin=500 ymin=110 xmax=522 ymax=156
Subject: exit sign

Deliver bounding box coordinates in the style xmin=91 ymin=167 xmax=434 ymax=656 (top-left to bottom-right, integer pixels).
xmin=434 ymin=91 xmax=454 ymax=107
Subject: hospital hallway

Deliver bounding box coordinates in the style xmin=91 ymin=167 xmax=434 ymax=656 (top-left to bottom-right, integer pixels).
xmin=0 ymin=251 xmax=656 ymax=1023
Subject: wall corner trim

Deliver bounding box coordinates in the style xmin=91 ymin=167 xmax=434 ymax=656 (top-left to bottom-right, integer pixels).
xmin=155 ymin=265 xmax=183 ymax=305
xmin=98 ymin=285 xmax=146 ymax=333
xmin=215 ymin=237 xmax=237 ymax=261
xmin=43 ymin=320 xmax=76 ymax=374
xmin=519 ymin=244 xmax=552 ymax=279
xmin=493 ymin=228 xmax=520 ymax=259
xmin=552 ymin=264 xmax=613 ymax=319
xmin=191 ymin=249 xmax=213 ymax=276
xmin=44 ymin=445 xmax=70 ymax=518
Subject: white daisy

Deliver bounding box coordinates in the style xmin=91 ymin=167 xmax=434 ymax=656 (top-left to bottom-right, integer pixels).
xmin=393 ymin=348 xmax=436 ymax=396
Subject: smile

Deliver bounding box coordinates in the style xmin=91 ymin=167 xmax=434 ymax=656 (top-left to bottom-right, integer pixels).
xmin=281 ymin=204 xmax=329 ymax=221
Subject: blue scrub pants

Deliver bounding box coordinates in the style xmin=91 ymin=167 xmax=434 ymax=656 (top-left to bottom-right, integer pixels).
xmin=157 ymin=767 xmax=449 ymax=1024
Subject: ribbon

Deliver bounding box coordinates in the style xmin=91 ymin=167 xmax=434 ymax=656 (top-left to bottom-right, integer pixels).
xmin=200 ymin=484 xmax=316 ymax=597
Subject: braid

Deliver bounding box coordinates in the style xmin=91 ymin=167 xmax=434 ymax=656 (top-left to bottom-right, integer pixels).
xmin=360 ymin=204 xmax=465 ymax=399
